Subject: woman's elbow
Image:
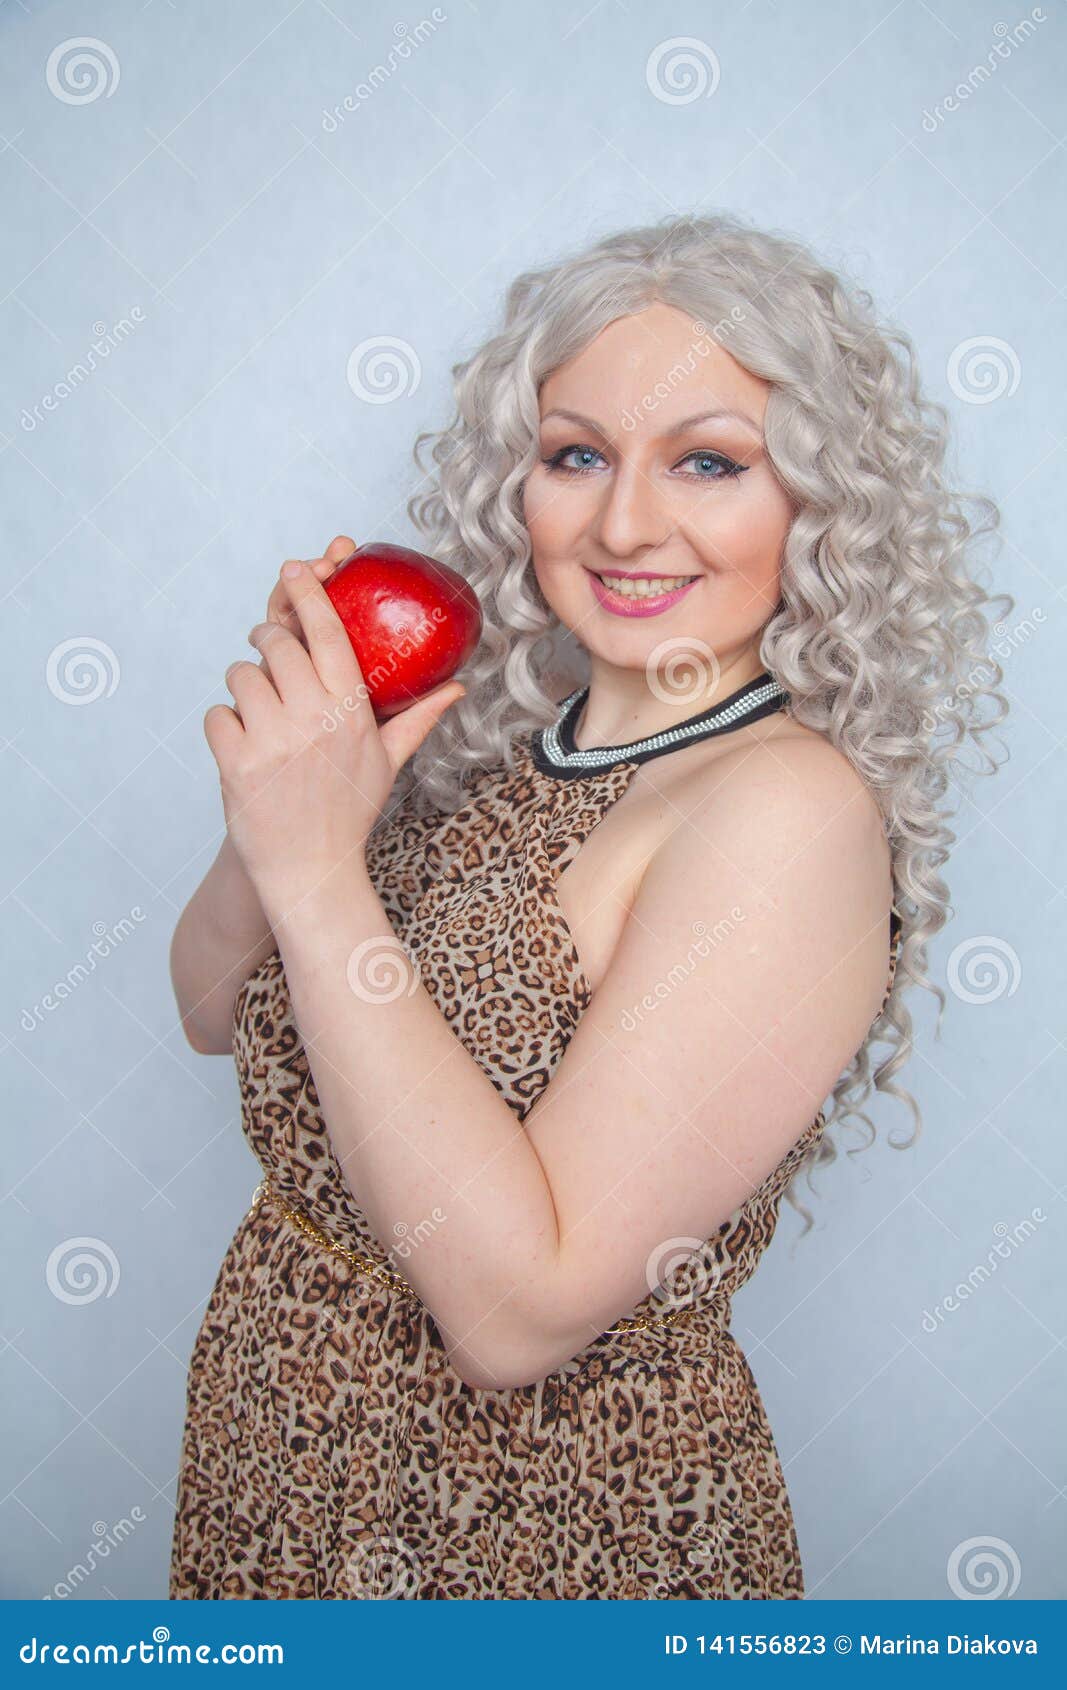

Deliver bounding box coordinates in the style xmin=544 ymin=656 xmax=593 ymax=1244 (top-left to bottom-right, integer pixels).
xmin=447 ymin=1327 xmax=577 ymax=1393
xmin=178 ymin=1012 xmax=231 ymax=1055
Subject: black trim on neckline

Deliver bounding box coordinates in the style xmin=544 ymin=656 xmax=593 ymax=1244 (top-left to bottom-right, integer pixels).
xmin=529 ymin=671 xmax=790 ymax=779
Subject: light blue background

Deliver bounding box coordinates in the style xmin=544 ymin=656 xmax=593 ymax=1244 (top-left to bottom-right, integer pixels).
xmin=2 ymin=0 xmax=1062 ymax=1601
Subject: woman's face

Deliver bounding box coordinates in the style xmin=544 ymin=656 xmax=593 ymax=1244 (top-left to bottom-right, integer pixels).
xmin=522 ymin=301 xmax=794 ymax=682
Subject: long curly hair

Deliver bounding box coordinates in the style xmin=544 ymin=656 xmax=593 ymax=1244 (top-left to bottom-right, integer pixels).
xmin=388 ymin=210 xmax=1014 ymax=1233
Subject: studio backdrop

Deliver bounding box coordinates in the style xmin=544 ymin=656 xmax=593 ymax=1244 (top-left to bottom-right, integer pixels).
xmin=1 ymin=0 xmax=1062 ymax=1603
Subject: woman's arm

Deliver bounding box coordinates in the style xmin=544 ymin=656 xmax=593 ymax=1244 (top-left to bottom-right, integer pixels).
xmin=266 ymin=735 xmax=891 ymax=1392
xmin=170 ymin=831 xmax=277 ymax=1054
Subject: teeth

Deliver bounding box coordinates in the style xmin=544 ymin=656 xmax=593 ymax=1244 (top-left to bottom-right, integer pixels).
xmin=596 ymin=573 xmax=697 ymax=598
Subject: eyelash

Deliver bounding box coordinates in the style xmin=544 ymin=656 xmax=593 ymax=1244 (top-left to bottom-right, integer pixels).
xmin=541 ymin=445 xmax=749 ymax=481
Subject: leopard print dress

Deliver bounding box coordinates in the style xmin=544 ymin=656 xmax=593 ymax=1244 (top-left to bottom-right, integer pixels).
xmin=169 ymin=718 xmax=902 ymax=1601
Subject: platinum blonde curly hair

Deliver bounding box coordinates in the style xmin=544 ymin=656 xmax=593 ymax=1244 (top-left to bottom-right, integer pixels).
xmin=385 ymin=209 xmax=1014 ymax=1234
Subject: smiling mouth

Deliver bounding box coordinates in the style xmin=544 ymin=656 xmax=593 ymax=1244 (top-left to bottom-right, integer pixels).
xmin=591 ymin=571 xmax=701 ymax=599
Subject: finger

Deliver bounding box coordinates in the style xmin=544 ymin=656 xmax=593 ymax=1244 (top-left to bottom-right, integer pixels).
xmin=203 ymin=702 xmax=244 ymax=767
xmin=323 ymin=534 xmax=358 ymax=567
xmin=266 ymin=589 xmax=304 ymax=639
xmin=265 ymin=579 xmax=292 ymax=624
xmin=224 ymin=659 xmax=281 ymax=730
xmin=247 ymin=620 xmax=320 ymax=707
xmin=254 ymin=650 xmax=290 ymax=694
xmin=276 ymin=559 xmax=362 ymax=700
xmin=377 ymin=681 xmax=466 ymax=775
xmin=268 ymin=555 xmax=342 ymax=636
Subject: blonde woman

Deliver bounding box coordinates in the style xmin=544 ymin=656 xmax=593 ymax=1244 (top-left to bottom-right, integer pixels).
xmin=169 ymin=212 xmax=1011 ymax=1599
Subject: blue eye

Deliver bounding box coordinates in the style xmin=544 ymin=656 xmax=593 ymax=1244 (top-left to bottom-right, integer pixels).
xmin=679 ymin=451 xmax=746 ymax=480
xmin=543 ymin=446 xmax=606 ymax=474
xmin=541 ymin=445 xmax=747 ymax=480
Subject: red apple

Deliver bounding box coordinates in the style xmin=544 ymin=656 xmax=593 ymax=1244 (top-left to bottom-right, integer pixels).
xmin=323 ymin=542 xmax=482 ymax=720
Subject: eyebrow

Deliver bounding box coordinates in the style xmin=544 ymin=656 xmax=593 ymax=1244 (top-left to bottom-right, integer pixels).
xmin=541 ymin=406 xmax=762 ymax=437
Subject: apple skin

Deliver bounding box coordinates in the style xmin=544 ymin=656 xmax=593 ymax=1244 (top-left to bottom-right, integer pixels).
xmin=324 ymin=542 xmax=482 ymax=720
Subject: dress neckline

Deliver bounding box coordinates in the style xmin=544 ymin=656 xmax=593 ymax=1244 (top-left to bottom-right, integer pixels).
xmin=529 ymin=669 xmax=789 ymax=779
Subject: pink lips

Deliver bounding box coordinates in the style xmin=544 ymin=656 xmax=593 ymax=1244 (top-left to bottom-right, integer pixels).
xmin=587 ymin=570 xmax=701 ymax=619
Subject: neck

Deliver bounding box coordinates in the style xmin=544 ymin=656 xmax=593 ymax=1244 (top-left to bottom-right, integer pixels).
xmin=573 ymin=653 xmax=767 ymax=752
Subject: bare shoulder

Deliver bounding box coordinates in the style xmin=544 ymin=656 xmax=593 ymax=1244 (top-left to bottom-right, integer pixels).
xmin=561 ymin=713 xmax=899 ymax=1125
xmin=642 ymin=709 xmax=885 ymax=841
xmin=637 ymin=710 xmax=892 ymax=960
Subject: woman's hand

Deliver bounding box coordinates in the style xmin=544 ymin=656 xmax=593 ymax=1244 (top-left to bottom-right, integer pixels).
xmin=203 ymin=548 xmax=465 ymax=925
xmin=261 ymin=534 xmax=352 ymax=640
xmin=239 ymin=534 xmax=354 ymax=860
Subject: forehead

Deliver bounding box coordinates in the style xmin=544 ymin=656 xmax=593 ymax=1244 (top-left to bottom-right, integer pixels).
xmin=538 ymin=301 xmax=769 ymax=428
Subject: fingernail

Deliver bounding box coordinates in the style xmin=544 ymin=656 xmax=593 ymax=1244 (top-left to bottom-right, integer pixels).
xmin=282 ymin=559 xmax=302 ymax=578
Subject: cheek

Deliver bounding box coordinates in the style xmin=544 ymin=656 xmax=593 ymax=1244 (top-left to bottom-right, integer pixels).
xmin=521 ymin=469 xmax=550 ymax=525
xmin=693 ymin=482 xmax=791 ymax=585
xmin=523 ymin=470 xmax=587 ymax=548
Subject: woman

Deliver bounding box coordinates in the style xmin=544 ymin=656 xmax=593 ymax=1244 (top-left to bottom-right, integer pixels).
xmin=168 ymin=212 xmax=1011 ymax=1599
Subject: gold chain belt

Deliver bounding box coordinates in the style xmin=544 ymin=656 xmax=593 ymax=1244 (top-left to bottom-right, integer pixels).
xmin=247 ymin=1175 xmax=422 ymax=1305
xmin=246 ymin=1173 xmax=721 ymax=1336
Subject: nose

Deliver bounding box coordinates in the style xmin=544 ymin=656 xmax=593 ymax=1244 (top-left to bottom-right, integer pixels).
xmin=594 ymin=458 xmax=674 ymax=560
